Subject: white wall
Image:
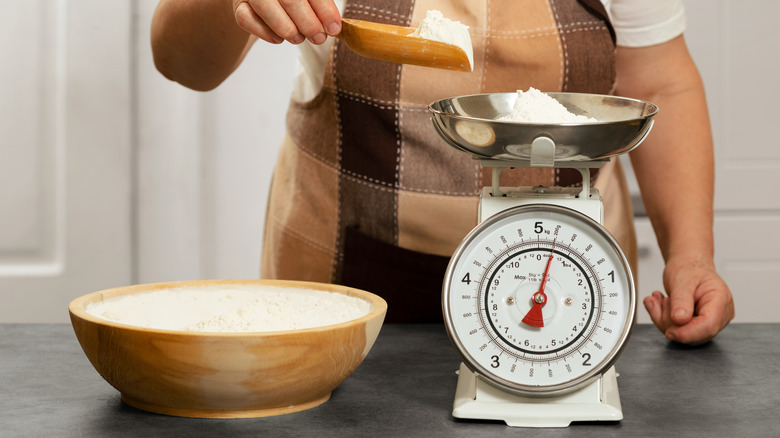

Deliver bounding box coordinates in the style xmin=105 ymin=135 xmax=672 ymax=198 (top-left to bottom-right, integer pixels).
xmin=1 ymin=0 xmax=778 ymax=323
xmin=627 ymin=1 xmax=780 ymax=323
xmin=134 ymin=0 xmax=295 ymax=283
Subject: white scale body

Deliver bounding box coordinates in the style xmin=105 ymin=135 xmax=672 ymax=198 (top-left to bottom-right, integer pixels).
xmin=430 ymin=91 xmax=655 ymax=428
xmin=443 ymin=159 xmax=636 ymax=428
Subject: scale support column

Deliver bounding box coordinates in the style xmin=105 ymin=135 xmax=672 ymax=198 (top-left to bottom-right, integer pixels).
xmin=478 ymin=158 xmax=608 ymax=224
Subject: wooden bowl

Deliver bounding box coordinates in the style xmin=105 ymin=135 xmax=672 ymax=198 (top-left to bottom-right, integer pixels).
xmin=69 ymin=279 xmax=387 ymax=418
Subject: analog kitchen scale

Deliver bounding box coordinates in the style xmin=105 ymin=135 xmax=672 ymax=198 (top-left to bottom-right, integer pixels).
xmin=429 ymin=92 xmax=658 ymax=428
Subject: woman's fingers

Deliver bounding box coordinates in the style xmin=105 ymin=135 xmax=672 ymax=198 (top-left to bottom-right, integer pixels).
xmin=234 ymin=1 xmax=284 ymax=44
xmin=234 ymin=0 xmax=339 ymax=45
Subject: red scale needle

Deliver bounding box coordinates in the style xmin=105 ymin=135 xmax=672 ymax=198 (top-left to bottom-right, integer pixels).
xmin=522 ymin=239 xmax=556 ymax=328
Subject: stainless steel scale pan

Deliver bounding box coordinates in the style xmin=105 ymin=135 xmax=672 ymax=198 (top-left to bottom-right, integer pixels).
xmin=429 ymin=92 xmax=658 ymax=162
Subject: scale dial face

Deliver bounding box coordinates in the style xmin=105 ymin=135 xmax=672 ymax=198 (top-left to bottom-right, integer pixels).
xmin=443 ymin=204 xmax=636 ymax=396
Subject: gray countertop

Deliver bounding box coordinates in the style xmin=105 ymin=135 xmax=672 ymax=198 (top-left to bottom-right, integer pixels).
xmin=1 ymin=323 xmax=778 ymax=437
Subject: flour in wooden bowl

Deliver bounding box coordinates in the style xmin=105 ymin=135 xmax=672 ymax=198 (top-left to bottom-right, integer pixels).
xmin=85 ymin=285 xmax=372 ymax=332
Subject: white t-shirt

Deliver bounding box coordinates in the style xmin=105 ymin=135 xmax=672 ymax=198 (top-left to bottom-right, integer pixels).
xmin=293 ymin=0 xmax=686 ymax=100
xmin=603 ymin=0 xmax=686 ymax=47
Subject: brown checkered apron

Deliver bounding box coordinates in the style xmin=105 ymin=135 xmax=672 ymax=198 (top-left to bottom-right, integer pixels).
xmin=262 ymin=0 xmax=636 ymax=322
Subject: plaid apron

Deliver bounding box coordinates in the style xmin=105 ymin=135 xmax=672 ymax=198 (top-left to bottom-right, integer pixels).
xmin=262 ymin=0 xmax=636 ymax=322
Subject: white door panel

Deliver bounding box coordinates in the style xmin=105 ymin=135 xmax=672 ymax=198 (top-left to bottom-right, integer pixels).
xmin=0 ymin=2 xmax=63 ymax=276
xmin=684 ymin=1 xmax=780 ymax=211
xmin=0 ymin=1 xmax=132 ymax=322
xmin=713 ymin=214 xmax=780 ymax=323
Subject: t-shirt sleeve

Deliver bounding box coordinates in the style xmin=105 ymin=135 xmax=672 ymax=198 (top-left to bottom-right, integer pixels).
xmin=607 ymin=0 xmax=687 ymax=47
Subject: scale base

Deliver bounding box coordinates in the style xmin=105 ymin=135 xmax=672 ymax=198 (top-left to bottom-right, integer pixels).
xmin=452 ymin=363 xmax=622 ymax=428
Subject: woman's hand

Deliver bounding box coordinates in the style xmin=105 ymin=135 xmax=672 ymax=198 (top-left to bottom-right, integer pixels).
xmin=644 ymin=256 xmax=735 ymax=343
xmin=232 ymin=0 xmax=341 ymax=45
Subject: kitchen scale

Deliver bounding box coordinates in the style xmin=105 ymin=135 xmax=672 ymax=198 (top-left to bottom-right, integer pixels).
xmin=429 ymin=92 xmax=658 ymax=428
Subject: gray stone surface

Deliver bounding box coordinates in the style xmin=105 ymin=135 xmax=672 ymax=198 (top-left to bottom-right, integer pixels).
xmin=1 ymin=323 xmax=777 ymax=437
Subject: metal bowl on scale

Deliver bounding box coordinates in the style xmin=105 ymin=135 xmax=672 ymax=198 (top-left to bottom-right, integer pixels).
xmin=429 ymin=92 xmax=658 ymax=162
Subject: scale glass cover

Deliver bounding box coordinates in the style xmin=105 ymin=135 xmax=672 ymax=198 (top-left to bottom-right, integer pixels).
xmin=443 ymin=204 xmax=635 ymax=393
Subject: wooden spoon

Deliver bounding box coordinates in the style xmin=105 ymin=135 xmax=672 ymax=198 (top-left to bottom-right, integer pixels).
xmin=336 ymin=18 xmax=472 ymax=72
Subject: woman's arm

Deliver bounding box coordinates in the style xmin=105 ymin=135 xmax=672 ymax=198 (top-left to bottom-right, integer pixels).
xmin=150 ymin=0 xmax=341 ymax=91
xmin=151 ymin=0 xmax=256 ymax=91
xmin=616 ymin=35 xmax=734 ymax=343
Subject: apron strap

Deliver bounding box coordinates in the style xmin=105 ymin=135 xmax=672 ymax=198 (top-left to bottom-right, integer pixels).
xmin=578 ymin=0 xmax=616 ymax=45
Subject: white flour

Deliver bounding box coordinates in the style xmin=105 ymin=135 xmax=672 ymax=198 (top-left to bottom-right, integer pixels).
xmin=499 ymin=88 xmax=597 ymax=123
xmin=85 ymin=285 xmax=372 ymax=333
xmin=409 ymin=10 xmax=474 ymax=71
